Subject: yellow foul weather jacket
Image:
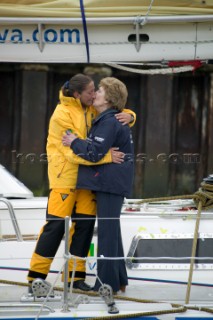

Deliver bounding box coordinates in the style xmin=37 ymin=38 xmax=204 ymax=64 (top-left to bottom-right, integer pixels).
xmin=47 ymin=91 xmax=136 ymax=189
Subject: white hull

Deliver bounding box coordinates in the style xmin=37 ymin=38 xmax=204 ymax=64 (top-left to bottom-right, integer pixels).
xmin=0 ymin=16 xmax=213 ymax=63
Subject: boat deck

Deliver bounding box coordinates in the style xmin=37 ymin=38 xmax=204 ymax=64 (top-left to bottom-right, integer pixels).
xmin=1 ymin=280 xmax=213 ymax=319
xmin=1 ymin=282 xmax=213 ymax=304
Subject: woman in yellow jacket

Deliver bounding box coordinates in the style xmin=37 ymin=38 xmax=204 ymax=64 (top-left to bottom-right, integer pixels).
xmin=27 ymin=73 xmax=136 ymax=292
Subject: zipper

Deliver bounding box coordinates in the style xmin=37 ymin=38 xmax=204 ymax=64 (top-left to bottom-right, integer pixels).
xmin=84 ymin=110 xmax=89 ymax=137
xmin=58 ymin=110 xmax=89 ymax=178
xmin=57 ymin=160 xmax=67 ymax=178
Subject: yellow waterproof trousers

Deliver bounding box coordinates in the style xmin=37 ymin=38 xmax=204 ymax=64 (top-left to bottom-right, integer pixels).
xmin=27 ymin=188 xmax=96 ymax=283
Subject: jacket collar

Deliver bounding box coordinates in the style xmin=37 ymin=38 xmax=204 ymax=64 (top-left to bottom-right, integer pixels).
xmin=59 ymin=90 xmax=83 ymax=109
xmin=93 ymin=108 xmax=118 ymax=124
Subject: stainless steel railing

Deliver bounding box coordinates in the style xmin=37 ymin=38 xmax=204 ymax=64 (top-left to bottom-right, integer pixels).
xmin=0 ymin=197 xmax=23 ymax=241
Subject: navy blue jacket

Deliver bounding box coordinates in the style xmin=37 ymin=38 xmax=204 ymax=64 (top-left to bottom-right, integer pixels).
xmin=71 ymin=108 xmax=134 ymax=197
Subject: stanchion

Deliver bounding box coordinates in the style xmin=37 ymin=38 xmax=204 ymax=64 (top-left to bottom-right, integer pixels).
xmin=61 ymin=216 xmax=70 ymax=312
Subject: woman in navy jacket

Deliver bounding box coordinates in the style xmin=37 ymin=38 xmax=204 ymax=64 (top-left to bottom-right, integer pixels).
xmin=62 ymin=77 xmax=134 ymax=293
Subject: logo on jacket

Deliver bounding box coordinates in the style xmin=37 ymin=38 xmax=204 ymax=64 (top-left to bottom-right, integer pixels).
xmin=60 ymin=193 xmax=69 ymax=201
xmin=94 ymin=136 xmax=104 ymax=142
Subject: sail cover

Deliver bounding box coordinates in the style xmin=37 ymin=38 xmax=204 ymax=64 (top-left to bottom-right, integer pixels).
xmin=0 ymin=0 xmax=213 ymax=18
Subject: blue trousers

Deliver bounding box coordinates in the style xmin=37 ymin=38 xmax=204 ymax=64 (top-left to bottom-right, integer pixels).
xmin=94 ymin=192 xmax=128 ymax=292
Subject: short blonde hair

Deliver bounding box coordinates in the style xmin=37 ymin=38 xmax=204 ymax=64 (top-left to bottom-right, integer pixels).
xmin=99 ymin=77 xmax=128 ymax=111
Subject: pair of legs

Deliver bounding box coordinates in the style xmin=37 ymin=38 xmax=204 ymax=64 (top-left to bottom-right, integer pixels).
xmin=27 ymin=188 xmax=96 ymax=284
xmin=93 ymin=192 xmax=128 ymax=293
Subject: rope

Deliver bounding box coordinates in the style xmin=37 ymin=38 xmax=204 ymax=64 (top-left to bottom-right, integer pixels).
xmin=107 ymin=62 xmax=195 ymax=75
xmin=79 ymin=0 xmax=90 ymax=63
xmin=185 ymin=182 xmax=213 ymax=303
xmin=134 ymin=0 xmax=154 ymax=26
xmin=86 ymin=306 xmax=186 ymax=320
xmin=132 ymin=194 xmax=195 ymax=205
xmin=141 ymin=0 xmax=155 ymax=26
xmin=185 ymin=200 xmax=202 ymax=304
xmin=132 ymin=182 xmax=213 ymax=211
xmin=193 ymin=181 xmax=213 ymax=210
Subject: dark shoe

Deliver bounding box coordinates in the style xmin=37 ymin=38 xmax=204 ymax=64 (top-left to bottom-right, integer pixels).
xmin=28 ymin=283 xmax=33 ymax=295
xmin=73 ymin=280 xmax=92 ymax=291
xmin=120 ymin=285 xmax=126 ymax=293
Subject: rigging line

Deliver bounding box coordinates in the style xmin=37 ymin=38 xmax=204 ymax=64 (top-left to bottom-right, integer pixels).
xmin=141 ymin=0 xmax=155 ymax=26
xmin=69 ymin=255 xmax=213 ymax=261
xmin=134 ymin=0 xmax=155 ymax=26
xmin=79 ymin=0 xmax=90 ymax=63
xmin=2 ymin=256 xmax=213 ymax=261
xmin=107 ymin=63 xmax=194 ymax=75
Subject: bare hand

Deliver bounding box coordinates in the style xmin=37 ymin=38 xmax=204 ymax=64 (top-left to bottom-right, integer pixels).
xmin=115 ymin=112 xmax=133 ymax=125
xmin=110 ymin=147 xmax=124 ymax=164
xmin=62 ymin=131 xmax=77 ymax=147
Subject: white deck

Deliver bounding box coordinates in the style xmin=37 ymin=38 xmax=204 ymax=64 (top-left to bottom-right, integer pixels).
xmin=1 ymin=280 xmax=213 ymax=319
